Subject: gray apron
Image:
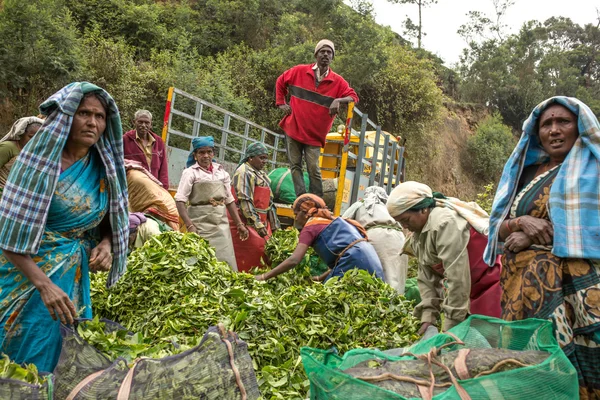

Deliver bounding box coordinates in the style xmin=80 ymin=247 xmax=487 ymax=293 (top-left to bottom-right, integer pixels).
xmin=188 ymin=181 xmax=237 ymax=271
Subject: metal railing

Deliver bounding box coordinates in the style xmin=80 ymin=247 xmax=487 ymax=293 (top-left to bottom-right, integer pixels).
xmin=161 ymin=87 xmax=405 ymax=207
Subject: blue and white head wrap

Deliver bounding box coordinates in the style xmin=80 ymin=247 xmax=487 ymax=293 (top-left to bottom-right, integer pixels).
xmin=484 ymin=96 xmax=600 ymax=265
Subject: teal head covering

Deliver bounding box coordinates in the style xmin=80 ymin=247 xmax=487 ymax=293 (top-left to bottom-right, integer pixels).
xmin=186 ymin=136 xmax=215 ymax=167
xmin=238 ymin=142 xmax=268 ymax=169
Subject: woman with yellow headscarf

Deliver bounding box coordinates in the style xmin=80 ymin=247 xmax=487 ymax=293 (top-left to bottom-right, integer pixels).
xmin=255 ymin=194 xmax=383 ymax=282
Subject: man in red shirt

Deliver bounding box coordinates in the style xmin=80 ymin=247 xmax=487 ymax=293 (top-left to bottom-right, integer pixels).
xmin=276 ymin=40 xmax=358 ymax=197
xmin=123 ymin=110 xmax=169 ymax=189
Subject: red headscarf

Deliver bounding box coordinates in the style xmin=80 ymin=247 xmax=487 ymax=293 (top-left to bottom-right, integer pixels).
xmin=293 ymin=194 xmax=367 ymax=238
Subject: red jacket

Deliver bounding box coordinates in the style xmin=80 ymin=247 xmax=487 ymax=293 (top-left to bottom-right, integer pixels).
xmin=123 ymin=130 xmax=169 ymax=189
xmin=276 ymin=64 xmax=359 ymax=147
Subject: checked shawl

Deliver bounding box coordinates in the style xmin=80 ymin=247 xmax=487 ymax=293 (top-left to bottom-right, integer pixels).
xmin=484 ymin=96 xmax=600 ymax=265
xmin=0 ymin=82 xmax=129 ymax=287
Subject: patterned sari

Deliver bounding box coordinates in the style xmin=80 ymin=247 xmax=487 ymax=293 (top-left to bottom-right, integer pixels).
xmin=0 ymin=150 xmax=107 ymax=372
xmin=501 ymin=165 xmax=600 ymax=399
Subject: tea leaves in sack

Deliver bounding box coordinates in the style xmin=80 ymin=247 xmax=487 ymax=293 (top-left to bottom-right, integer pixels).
xmin=53 ymin=318 xmax=259 ymax=400
xmin=301 ymin=316 xmax=580 ymax=400
xmin=0 ymin=354 xmax=52 ymax=400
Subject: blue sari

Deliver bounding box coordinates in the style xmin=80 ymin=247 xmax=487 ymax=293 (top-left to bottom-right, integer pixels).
xmin=0 ymin=150 xmax=107 ymax=372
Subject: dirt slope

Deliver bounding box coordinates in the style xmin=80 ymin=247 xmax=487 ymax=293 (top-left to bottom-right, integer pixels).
xmin=405 ymin=102 xmax=490 ymax=200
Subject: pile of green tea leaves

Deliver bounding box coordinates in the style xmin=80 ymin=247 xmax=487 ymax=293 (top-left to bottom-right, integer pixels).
xmin=265 ymin=228 xmax=329 ymax=276
xmin=76 ymin=317 xmax=195 ymax=366
xmin=91 ymin=232 xmax=418 ymax=399
xmin=0 ymin=353 xmax=46 ymax=385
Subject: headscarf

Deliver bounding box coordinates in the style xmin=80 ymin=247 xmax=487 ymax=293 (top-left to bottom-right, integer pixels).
xmin=0 ymin=116 xmax=44 ymax=143
xmin=293 ymin=194 xmax=333 ymax=220
xmin=363 ymin=186 xmax=389 ymax=216
xmin=314 ymin=39 xmax=335 ymax=59
xmin=388 ymin=181 xmax=490 ymax=235
xmin=238 ymin=142 xmax=268 ymax=169
xmin=129 ymin=212 xmax=147 ymax=234
xmin=485 ymin=96 xmax=600 ymax=265
xmin=0 ymin=82 xmax=129 ymax=288
xmin=387 ymin=181 xmax=437 ymax=217
xmin=294 ymin=193 xmax=367 ymax=238
xmin=186 ymin=136 xmax=214 ymax=167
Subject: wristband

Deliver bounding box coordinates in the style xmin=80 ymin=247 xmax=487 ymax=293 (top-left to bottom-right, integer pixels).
xmin=506 ymin=219 xmax=513 ymax=234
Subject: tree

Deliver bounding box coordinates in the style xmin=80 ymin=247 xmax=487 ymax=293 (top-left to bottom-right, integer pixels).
xmin=466 ymin=113 xmax=515 ymax=182
xmin=458 ymin=0 xmax=515 ymax=43
xmin=459 ymin=15 xmax=600 ymax=130
xmin=387 ymin=0 xmax=438 ymax=49
xmin=0 ymin=0 xmax=83 ymax=116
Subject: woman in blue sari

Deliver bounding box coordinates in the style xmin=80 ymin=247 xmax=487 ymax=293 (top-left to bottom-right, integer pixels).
xmin=0 ymin=82 xmax=128 ymax=373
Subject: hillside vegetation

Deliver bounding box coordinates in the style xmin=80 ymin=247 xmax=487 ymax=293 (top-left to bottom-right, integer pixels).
xmin=1 ymin=0 xmax=598 ymax=197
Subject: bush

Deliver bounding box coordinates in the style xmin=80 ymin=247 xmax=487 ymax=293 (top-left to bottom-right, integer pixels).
xmin=466 ymin=113 xmax=515 ymax=181
xmin=475 ymin=182 xmax=496 ymax=214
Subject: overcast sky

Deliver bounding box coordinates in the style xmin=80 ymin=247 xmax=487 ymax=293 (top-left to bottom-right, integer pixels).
xmin=368 ymin=0 xmax=600 ymax=66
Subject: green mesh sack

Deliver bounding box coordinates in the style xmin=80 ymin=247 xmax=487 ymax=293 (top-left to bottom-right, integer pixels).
xmin=0 ymin=374 xmax=53 ymax=400
xmin=53 ymin=320 xmax=260 ymax=400
xmin=404 ymin=278 xmax=421 ymax=304
xmin=268 ymin=168 xmax=309 ymax=204
xmin=301 ymin=315 xmax=579 ymax=400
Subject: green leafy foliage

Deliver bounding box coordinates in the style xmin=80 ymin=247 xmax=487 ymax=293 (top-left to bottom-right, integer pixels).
xmin=459 ymin=16 xmax=600 ymax=130
xmin=91 ymin=231 xmax=419 ymax=399
xmin=263 ymin=228 xmax=303 ymax=266
xmin=264 ymin=228 xmax=330 ymax=277
xmin=475 ymin=183 xmax=496 ymax=214
xmin=0 ymin=0 xmax=82 ymax=118
xmin=0 ymin=353 xmax=46 ymax=385
xmin=466 ymin=113 xmax=515 ymax=182
xmin=76 ymin=317 xmax=195 ymax=366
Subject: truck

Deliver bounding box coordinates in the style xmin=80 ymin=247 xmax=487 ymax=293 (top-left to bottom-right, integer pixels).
xmin=160 ymin=87 xmax=406 ymax=222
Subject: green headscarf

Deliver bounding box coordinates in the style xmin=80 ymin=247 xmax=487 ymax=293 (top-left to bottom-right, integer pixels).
xmin=238 ymin=142 xmax=268 ymax=168
xmin=409 ymin=192 xmax=447 ymax=211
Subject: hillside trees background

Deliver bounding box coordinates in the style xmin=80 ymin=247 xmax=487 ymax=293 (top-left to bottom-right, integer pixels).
xmin=0 ymin=0 xmax=598 ymax=188
xmin=458 ymin=14 xmax=600 ymax=130
xmin=0 ymin=0 xmax=444 ymax=138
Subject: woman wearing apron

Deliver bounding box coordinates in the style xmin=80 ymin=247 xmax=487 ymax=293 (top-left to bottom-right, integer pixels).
xmin=175 ymin=136 xmax=248 ymax=270
xmin=387 ymin=181 xmax=502 ymax=334
xmin=229 ymin=143 xmax=281 ymax=272
xmin=255 ymin=194 xmax=383 ymax=282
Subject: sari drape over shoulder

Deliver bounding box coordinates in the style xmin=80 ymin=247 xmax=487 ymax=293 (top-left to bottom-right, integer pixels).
xmin=0 ymin=151 xmax=107 ymax=372
xmin=0 ymin=82 xmax=128 ymax=373
xmin=0 ymin=82 xmax=129 ymax=287
xmin=501 ymin=165 xmax=600 ymax=399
